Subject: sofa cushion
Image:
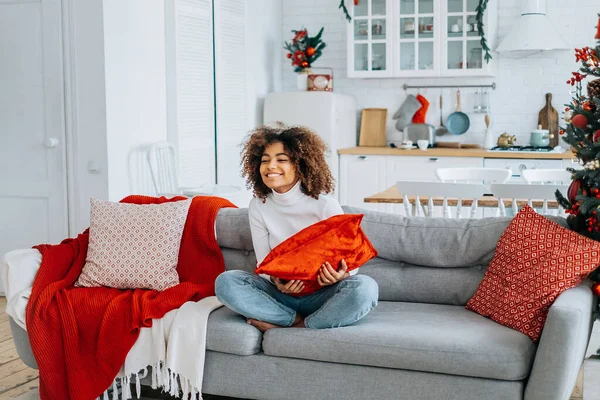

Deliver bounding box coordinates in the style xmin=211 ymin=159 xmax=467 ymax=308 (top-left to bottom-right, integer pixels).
xmin=262 ymin=301 xmax=536 ymax=381
xmin=342 ymin=206 xmax=568 ymax=267
xmin=76 ymin=198 xmax=191 ymax=290
xmin=207 ymin=307 xmax=262 ymax=355
xmin=342 ymin=206 xmax=569 ymax=305
xmin=466 ymin=205 xmax=600 ymax=342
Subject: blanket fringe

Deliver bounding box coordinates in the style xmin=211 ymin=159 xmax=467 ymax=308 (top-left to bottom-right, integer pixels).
xmin=102 ymin=365 xmax=203 ymax=400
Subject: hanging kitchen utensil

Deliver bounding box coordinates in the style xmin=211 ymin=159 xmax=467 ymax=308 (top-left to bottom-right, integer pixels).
xmin=435 ymin=94 xmax=448 ymax=136
xmin=537 ymin=93 xmax=559 ymax=147
xmin=446 ymin=89 xmax=470 ymax=135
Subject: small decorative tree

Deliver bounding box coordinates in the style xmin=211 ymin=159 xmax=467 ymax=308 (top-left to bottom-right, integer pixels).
xmin=556 ymin=15 xmax=600 ymax=285
xmin=284 ymin=28 xmax=326 ymax=73
xmin=556 ymin=15 xmax=600 ymax=235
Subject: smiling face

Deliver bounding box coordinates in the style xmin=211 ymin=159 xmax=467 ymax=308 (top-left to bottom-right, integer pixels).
xmin=259 ymin=141 xmax=299 ymax=194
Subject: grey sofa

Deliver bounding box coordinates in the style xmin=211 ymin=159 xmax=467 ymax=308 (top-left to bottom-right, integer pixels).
xmin=9 ymin=206 xmax=595 ymax=400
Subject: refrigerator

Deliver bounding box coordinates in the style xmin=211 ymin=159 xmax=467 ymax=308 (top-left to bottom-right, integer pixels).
xmin=263 ymin=92 xmax=357 ymax=199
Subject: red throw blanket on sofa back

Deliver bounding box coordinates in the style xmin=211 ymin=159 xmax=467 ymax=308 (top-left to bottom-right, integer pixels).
xmin=25 ymin=195 xmax=235 ymax=400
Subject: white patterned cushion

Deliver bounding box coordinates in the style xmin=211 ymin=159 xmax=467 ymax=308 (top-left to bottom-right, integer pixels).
xmin=76 ymin=198 xmax=192 ymax=290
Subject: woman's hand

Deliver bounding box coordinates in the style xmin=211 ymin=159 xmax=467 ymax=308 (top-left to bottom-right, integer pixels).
xmin=272 ymin=277 xmax=305 ymax=294
xmin=317 ymin=259 xmax=349 ymax=286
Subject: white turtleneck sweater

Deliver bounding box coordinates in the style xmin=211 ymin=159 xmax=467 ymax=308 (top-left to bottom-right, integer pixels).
xmin=248 ymin=180 xmax=357 ymax=281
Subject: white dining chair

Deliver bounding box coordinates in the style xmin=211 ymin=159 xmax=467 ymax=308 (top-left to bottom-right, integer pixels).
xmin=436 ymin=167 xmax=512 ymax=184
xmin=396 ymin=180 xmax=487 ymax=218
xmin=127 ymin=144 xmax=157 ymax=196
xmin=147 ymin=142 xmax=182 ymax=197
xmin=490 ymin=183 xmax=570 ymax=216
xmin=146 ymin=141 xmax=246 ymax=205
xmin=521 ymin=169 xmax=572 ymax=184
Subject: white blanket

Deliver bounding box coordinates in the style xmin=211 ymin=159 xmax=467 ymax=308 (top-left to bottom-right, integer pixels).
xmin=1 ymin=249 xmax=223 ymax=400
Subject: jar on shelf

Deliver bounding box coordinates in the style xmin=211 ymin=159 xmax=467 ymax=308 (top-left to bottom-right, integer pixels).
xmin=358 ymin=21 xmax=368 ymax=37
xmin=468 ymin=47 xmax=483 ymax=69
xmin=372 ymin=54 xmax=383 ymax=70
xmin=372 ymin=22 xmax=383 ymax=36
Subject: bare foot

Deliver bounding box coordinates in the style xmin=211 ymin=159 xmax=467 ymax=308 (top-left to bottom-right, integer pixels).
xmin=247 ymin=314 xmax=305 ymax=332
xmin=247 ymin=319 xmax=282 ymax=332
xmin=292 ymin=314 xmax=305 ymax=328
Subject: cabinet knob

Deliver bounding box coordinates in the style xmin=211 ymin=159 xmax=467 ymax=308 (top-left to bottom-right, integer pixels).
xmin=358 ymin=155 xmax=367 ymax=160
xmin=428 ymin=157 xmax=438 ymax=162
xmin=519 ymin=164 xmax=527 ymax=171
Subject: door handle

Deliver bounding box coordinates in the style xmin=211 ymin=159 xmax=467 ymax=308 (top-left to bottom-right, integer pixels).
xmin=44 ymin=138 xmax=59 ymax=148
xmin=428 ymin=157 xmax=439 ymax=162
xmin=358 ymin=155 xmax=367 ymax=160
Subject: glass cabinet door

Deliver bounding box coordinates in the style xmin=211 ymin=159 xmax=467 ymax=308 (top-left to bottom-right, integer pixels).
xmin=349 ymin=0 xmax=391 ymax=76
xmin=444 ymin=0 xmax=484 ymax=73
xmin=397 ymin=0 xmax=436 ymax=75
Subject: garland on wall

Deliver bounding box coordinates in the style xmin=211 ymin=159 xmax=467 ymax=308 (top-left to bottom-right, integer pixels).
xmin=475 ymin=0 xmax=492 ymax=63
xmin=339 ymin=0 xmax=492 ymax=63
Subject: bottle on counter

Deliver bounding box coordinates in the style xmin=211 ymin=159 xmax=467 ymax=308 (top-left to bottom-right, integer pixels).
xmin=483 ymin=114 xmax=494 ymax=149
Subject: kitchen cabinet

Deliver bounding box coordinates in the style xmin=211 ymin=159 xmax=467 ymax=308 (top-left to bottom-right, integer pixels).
xmin=384 ymin=155 xmax=482 ymax=183
xmin=347 ymin=0 xmax=498 ymax=78
xmin=339 ymin=154 xmax=387 ymax=211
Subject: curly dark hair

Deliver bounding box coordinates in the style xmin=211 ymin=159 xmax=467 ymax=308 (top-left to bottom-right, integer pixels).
xmin=240 ymin=123 xmax=335 ymax=200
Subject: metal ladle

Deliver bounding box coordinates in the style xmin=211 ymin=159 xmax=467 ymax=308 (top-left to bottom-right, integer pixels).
xmin=436 ymin=94 xmax=448 ymax=136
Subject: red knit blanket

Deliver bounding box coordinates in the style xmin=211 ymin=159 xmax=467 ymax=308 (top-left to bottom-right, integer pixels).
xmin=25 ymin=195 xmax=235 ymax=400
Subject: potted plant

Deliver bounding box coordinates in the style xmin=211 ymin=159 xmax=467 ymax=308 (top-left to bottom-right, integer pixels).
xmin=284 ymin=27 xmax=326 ymax=90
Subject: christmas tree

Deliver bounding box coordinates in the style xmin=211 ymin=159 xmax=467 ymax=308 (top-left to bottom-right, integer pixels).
xmin=556 ymin=15 xmax=600 ymax=247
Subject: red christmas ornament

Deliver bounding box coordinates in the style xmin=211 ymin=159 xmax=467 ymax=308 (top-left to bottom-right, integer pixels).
xmin=301 ymin=60 xmax=309 ymax=68
xmin=595 ymin=17 xmax=600 ymax=39
xmin=306 ymin=47 xmax=316 ymax=56
xmin=354 ymin=0 xmax=359 ymax=5
xmin=286 ymin=53 xmax=292 ymax=59
xmin=568 ymin=179 xmax=582 ymax=203
xmin=592 ymin=281 xmax=600 ymax=296
xmin=593 ymin=129 xmax=600 ymax=142
xmin=571 ymin=114 xmax=588 ymax=129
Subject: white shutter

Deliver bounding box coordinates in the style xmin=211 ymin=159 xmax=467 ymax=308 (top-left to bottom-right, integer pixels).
xmin=214 ymin=0 xmax=247 ymax=185
xmin=165 ymin=0 xmax=215 ymax=188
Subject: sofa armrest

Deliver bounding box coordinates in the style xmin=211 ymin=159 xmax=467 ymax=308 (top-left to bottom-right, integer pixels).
xmin=524 ymin=282 xmax=595 ymax=400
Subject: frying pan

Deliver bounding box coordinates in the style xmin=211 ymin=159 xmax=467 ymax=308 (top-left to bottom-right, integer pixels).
xmin=446 ymin=89 xmax=470 ymax=135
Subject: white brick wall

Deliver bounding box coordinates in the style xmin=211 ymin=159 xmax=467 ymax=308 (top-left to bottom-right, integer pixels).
xmin=282 ymin=0 xmax=599 ymax=147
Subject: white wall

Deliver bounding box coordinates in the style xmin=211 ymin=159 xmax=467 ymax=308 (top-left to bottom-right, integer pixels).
xmin=245 ymin=0 xmax=283 ymax=130
xmin=103 ymin=0 xmax=168 ymax=201
xmin=282 ymin=0 xmax=597 ymax=147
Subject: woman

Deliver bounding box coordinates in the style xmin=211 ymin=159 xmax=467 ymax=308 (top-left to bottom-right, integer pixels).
xmin=215 ymin=124 xmax=378 ymax=332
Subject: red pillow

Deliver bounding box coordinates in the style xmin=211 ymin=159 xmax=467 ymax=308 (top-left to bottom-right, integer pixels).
xmin=255 ymin=214 xmax=377 ymax=295
xmin=466 ymin=205 xmax=600 ymax=342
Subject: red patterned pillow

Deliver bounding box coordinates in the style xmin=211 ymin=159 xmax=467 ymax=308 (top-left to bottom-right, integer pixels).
xmin=255 ymin=214 xmax=378 ymax=295
xmin=466 ymin=205 xmax=600 ymax=342
xmin=76 ymin=198 xmax=192 ymax=291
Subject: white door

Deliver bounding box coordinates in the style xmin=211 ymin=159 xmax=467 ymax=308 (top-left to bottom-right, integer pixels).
xmin=0 ymin=0 xmax=68 ymax=291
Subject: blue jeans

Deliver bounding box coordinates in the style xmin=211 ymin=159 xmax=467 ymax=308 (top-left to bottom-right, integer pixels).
xmin=215 ymin=270 xmax=378 ymax=329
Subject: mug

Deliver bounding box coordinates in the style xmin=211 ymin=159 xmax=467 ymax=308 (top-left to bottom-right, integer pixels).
xmin=451 ymin=24 xmax=460 ymax=33
xmin=417 ymin=140 xmax=429 ymax=150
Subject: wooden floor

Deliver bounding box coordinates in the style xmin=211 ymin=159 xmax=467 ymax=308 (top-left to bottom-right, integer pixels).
xmin=0 ymin=296 xmax=586 ymax=399
xmin=0 ymin=297 xmax=38 ymax=399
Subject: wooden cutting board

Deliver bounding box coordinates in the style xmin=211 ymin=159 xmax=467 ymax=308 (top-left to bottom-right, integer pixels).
xmin=538 ymin=93 xmax=559 ymax=147
xmin=436 ymin=142 xmax=481 ymax=149
xmin=359 ymin=108 xmax=388 ymax=147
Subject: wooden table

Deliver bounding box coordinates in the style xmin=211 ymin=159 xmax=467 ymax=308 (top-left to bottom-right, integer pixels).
xmin=364 ymin=185 xmax=560 ymax=209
